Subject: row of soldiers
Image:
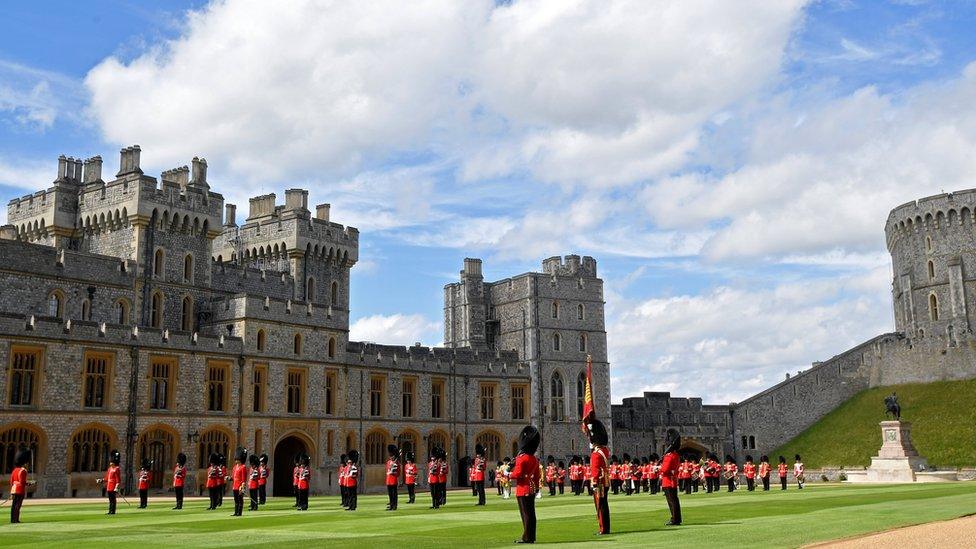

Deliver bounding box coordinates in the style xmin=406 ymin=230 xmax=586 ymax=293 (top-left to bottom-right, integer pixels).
xmin=595 ymin=453 xmax=807 ymax=494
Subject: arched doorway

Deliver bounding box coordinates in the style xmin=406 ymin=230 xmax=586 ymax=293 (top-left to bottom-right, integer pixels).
xmin=273 ymin=435 xmax=309 ymax=497
xmin=678 ymin=438 xmax=708 ymax=461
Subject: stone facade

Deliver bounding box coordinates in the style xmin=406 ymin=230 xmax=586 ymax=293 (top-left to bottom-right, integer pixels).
xmin=0 ymin=146 xmax=541 ymax=498
xmin=611 ymin=392 xmax=731 ymax=459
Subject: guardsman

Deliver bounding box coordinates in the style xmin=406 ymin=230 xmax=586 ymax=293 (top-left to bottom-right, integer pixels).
xmin=759 ymin=455 xmax=771 ymax=491
xmin=258 ymin=454 xmax=269 ymax=505
xmin=297 ymin=453 xmax=311 ymax=511
xmin=724 ymin=455 xmax=738 ymax=492
xmin=338 ymin=454 xmax=348 ymax=508
xmin=708 ymin=453 xmax=722 ymax=494
xmin=557 ymin=461 xmax=566 ymax=494
xmin=218 ymin=453 xmax=227 ymax=507
xmin=568 ymin=457 xmax=580 ymax=495
xmin=8 ymin=448 xmax=33 ymax=523
xmin=501 ymin=457 xmax=512 ymax=499
xmin=545 ymin=456 xmax=557 ymax=496
xmin=172 ymin=453 xmax=187 ymax=510
xmin=586 ymin=418 xmax=611 ymax=535
xmin=660 ymin=429 xmax=682 ymax=526
xmin=248 ymin=454 xmax=260 ymax=511
xmin=778 ymin=456 xmax=788 ymax=490
xmin=386 ymin=444 xmax=400 ymax=511
xmin=472 ymin=444 xmax=487 ymax=506
xmin=744 ymin=455 xmax=756 ymax=492
xmin=292 ymin=454 xmax=301 ymax=508
xmin=677 ymin=458 xmax=691 ymax=495
xmin=641 ymin=458 xmax=651 ymax=493
xmin=206 ymin=453 xmax=220 ymax=510
xmin=583 ymin=455 xmax=594 ymax=496
xmin=95 ymin=449 xmax=122 ymax=515
xmin=509 ymin=426 xmax=541 ymax=544
xmin=404 ymin=452 xmax=418 ymax=504
xmin=794 ymin=455 xmax=805 ymax=489
xmin=623 ymin=454 xmax=635 ymax=495
xmin=231 ymin=447 xmax=247 ymax=517
xmin=438 ymin=448 xmax=449 ymax=507
xmin=428 ymin=449 xmax=440 ymax=509
xmin=495 ymin=461 xmax=505 ymax=496
xmin=609 ymin=455 xmax=620 ymax=495
xmin=692 ymin=459 xmax=701 ymax=493
xmin=137 ymin=458 xmax=152 ymax=508
xmin=648 ymin=454 xmax=660 ymax=494
xmin=346 ymin=450 xmax=360 ymax=511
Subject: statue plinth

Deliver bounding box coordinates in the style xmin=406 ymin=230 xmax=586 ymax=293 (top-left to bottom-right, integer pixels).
xmin=864 ymin=421 xmax=928 ymax=482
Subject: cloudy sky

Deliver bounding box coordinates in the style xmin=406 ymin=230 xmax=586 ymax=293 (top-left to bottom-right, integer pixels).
xmin=4 ymin=1 xmax=976 ymax=404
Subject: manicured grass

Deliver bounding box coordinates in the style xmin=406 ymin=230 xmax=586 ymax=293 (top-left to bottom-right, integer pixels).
xmin=772 ymin=379 xmax=976 ymax=469
xmin=4 ymin=483 xmax=976 ymax=547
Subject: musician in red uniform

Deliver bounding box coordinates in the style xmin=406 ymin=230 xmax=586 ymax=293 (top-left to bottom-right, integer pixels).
xmin=472 ymin=444 xmax=487 ymax=505
xmin=346 ymin=450 xmax=360 ymax=511
xmin=583 ymin=455 xmax=593 ymax=495
xmin=205 ymin=453 xmax=220 ymax=510
xmin=743 ymin=455 xmax=756 ymax=492
xmin=509 ymin=426 xmax=541 ymax=544
xmin=778 ymin=455 xmax=788 ymax=490
xmin=171 ymin=452 xmax=186 ymax=510
xmin=258 ymin=454 xmax=269 ymax=505
xmin=586 ymin=418 xmax=611 ymax=535
xmin=437 ymin=448 xmax=449 ymax=507
xmin=427 ymin=450 xmax=440 ymax=509
xmin=95 ymin=449 xmax=122 ymax=515
xmin=677 ymin=458 xmax=692 ymax=495
xmin=759 ymin=455 xmax=771 ymax=491
xmin=404 ymin=452 xmax=418 ymax=504
xmin=568 ymin=457 xmax=580 ymax=495
xmin=8 ymin=448 xmax=32 ymax=523
xmin=217 ymin=453 xmax=227 ymax=508
xmin=621 ymin=454 xmax=633 ymax=495
xmin=707 ymin=453 xmax=721 ymax=494
xmin=385 ymin=444 xmax=400 ymax=511
xmin=231 ymin=448 xmax=247 ymax=517
xmin=724 ymin=455 xmax=738 ymax=492
xmin=297 ymin=453 xmax=311 ymax=511
xmin=648 ymin=453 xmax=660 ymax=494
xmin=137 ymin=458 xmax=152 ymax=508
xmin=248 ymin=454 xmax=260 ymax=511
xmin=292 ymin=454 xmax=301 ymax=508
xmin=608 ymin=455 xmax=620 ymax=495
xmin=557 ymin=461 xmax=566 ymax=494
xmin=338 ymin=454 xmax=348 ymax=508
xmin=545 ymin=456 xmax=557 ymax=496
xmin=660 ymin=429 xmax=682 ymax=526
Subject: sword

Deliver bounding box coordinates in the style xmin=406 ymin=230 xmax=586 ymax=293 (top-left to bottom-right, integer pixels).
xmin=118 ymin=490 xmax=132 ymax=506
xmin=0 ymin=497 xmax=9 ymax=508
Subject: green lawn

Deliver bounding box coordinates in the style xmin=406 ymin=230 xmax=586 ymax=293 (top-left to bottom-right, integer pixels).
xmin=5 ymin=483 xmax=976 ymax=547
xmin=772 ymin=379 xmax=976 ymax=469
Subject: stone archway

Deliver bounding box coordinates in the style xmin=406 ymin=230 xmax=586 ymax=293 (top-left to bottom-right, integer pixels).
xmin=679 ymin=438 xmax=708 ymax=461
xmin=273 ymin=435 xmax=309 ymax=497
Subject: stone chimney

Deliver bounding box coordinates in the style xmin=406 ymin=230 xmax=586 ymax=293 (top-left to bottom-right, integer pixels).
xmin=248 ymin=193 xmax=276 ymax=220
xmin=224 ymin=203 xmax=237 ymax=226
xmin=83 ymin=156 xmax=103 ymax=183
xmin=116 ymin=145 xmax=143 ymax=177
xmin=57 ymin=155 xmax=69 ymax=181
xmin=67 ymin=158 xmax=83 ymax=182
xmin=462 ymin=257 xmax=483 ymax=278
xmin=315 ymin=203 xmax=331 ymax=222
xmin=284 ymin=189 xmax=308 ymax=212
xmin=190 ymin=157 xmax=208 ymax=188
xmin=161 ymin=166 xmax=190 ymax=189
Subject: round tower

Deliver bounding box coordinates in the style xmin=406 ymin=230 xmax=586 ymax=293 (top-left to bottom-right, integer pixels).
xmin=885 ymin=189 xmax=976 ymax=344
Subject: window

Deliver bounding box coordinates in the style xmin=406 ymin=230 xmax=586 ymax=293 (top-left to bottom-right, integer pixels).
xmin=8 ymin=347 xmax=41 ymax=406
xmin=256 ymin=329 xmax=266 ymax=351
xmin=293 ymin=333 xmax=302 ymax=355
xmin=930 ymin=293 xmax=940 ymax=321
xmin=138 ymin=428 xmax=175 ymax=489
xmin=325 ymin=370 xmax=337 ymax=415
xmin=579 ymin=333 xmax=587 ymax=352
xmin=150 ymin=292 xmax=164 ymax=328
xmin=83 ymin=352 xmax=112 ymax=409
xmin=928 ymin=260 xmax=935 ymax=280
xmin=550 ymin=371 xmax=565 ymax=421
xmin=198 ymin=429 xmax=230 ymax=467
xmin=252 ymin=364 xmax=267 ymax=412
xmin=149 ymin=357 xmax=176 ymax=410
xmin=331 ymin=281 xmax=339 ymax=306
xmin=81 ymin=299 xmax=92 ymax=321
xmin=551 ymin=301 xmax=559 ymax=319
xmin=328 ymin=337 xmax=336 ymax=359
xmin=431 ymin=378 xmax=444 ymax=419
xmin=207 ymin=362 xmax=229 ymax=412
xmin=306 ymin=277 xmax=314 ymax=301
xmin=926 ymin=236 xmax=932 ymax=251
xmin=365 ymin=431 xmax=386 ymax=465
xmin=402 ymin=378 xmax=416 ymax=418
xmin=181 ymin=296 xmax=194 ymax=331
xmin=480 ymin=383 xmax=496 ymax=420
xmin=511 ymin=384 xmax=526 ymax=420
xmin=287 ymin=369 xmax=306 ymax=414
xmin=577 ymin=303 xmax=585 ymax=320
xmin=749 ymin=435 xmax=756 ymax=449
xmin=47 ymin=291 xmax=64 ymax=318
xmin=115 ymin=299 xmax=130 ymax=325
xmin=183 ymin=254 xmax=193 ymax=282
xmin=475 ymin=432 xmax=501 ymax=462
xmin=70 ymin=426 xmax=112 ymax=473
xmin=741 ymin=435 xmax=748 ymax=448
xmin=552 ymin=332 xmax=561 ymax=351
xmin=370 ymin=376 xmax=385 ymax=417
xmin=577 ymin=371 xmax=586 ymax=419
xmin=577 ymin=278 xmax=584 ymax=289
xmin=396 ymin=431 xmax=417 ymax=457
xmin=153 ymin=249 xmax=164 ymax=278
xmin=0 ymin=426 xmax=40 ymax=475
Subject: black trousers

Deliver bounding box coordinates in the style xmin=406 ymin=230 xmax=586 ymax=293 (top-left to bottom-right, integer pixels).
xmin=780 ymin=476 xmax=787 ymax=490
xmin=341 ymin=485 xmax=348 ymax=507
xmin=233 ymin=489 xmax=244 ymax=516
xmin=387 ymin=484 xmax=398 ymax=510
xmin=438 ymin=482 xmax=447 ymax=505
xmin=294 ymin=485 xmax=300 ymax=507
xmin=430 ymin=483 xmax=440 ymax=508
xmin=747 ymin=478 xmax=755 ymax=491
xmin=762 ymin=476 xmax=770 ymax=491
xmin=548 ymin=480 xmax=556 ymax=496
xmin=139 ymin=489 xmax=148 ymax=508
xmin=497 ymin=481 xmax=504 ymax=495
xmin=558 ymin=482 xmax=564 ymax=494
xmin=472 ymin=483 xmax=478 ymax=496
xmin=407 ymin=483 xmax=416 ymax=503
xmin=174 ymin=486 xmax=184 ymax=509
xmin=664 ymin=487 xmax=681 ymax=525
xmin=108 ymin=491 xmax=117 ymax=514
xmin=625 ymin=480 xmax=633 ymax=495
xmin=258 ymin=484 xmax=266 ymax=504
xmin=347 ymin=487 xmax=357 ymax=510
xmin=516 ymin=495 xmax=537 ymax=543
xmin=593 ymin=485 xmax=610 ymax=534
xmin=692 ymin=479 xmax=698 ymax=493
xmin=10 ymin=493 xmax=24 ymax=523
xmin=683 ymin=479 xmax=691 ymax=495
xmin=586 ymin=480 xmax=593 ymax=496
xmin=299 ymin=488 xmax=309 ymax=510
xmin=652 ymin=478 xmax=660 ymax=494
xmin=217 ymin=484 xmax=224 ymax=506
xmin=611 ymin=479 xmax=619 ymax=494
xmin=207 ymin=487 xmax=217 ymax=509
xmin=249 ymin=488 xmax=258 ymax=510
xmin=474 ymin=480 xmax=485 ymax=505
xmin=727 ymin=478 xmax=735 ymax=492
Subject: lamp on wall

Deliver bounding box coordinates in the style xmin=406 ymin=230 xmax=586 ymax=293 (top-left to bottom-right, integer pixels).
xmin=186 ymin=431 xmax=199 ymax=444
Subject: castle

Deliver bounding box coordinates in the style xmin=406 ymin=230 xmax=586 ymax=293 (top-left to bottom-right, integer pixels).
xmin=0 ymin=146 xmax=608 ymax=497
xmin=613 ymin=190 xmax=976 ymax=464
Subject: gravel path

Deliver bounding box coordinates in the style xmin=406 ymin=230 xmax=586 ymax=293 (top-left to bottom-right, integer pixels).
xmin=808 ymin=514 xmax=976 ymax=548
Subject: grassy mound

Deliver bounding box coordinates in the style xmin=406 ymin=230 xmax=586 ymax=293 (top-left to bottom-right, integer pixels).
xmin=772 ymin=378 xmax=976 ymax=469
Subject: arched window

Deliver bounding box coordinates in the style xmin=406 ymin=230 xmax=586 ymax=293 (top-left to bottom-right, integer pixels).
xmin=138 ymin=427 xmax=176 ymax=489
xmin=930 ymin=293 xmax=940 ymax=321
xmin=552 ymin=332 xmax=561 ymax=352
xmin=577 ymin=303 xmax=585 ymax=320
xmin=928 ymin=260 xmax=935 ymax=280
xmin=396 ymin=431 xmax=417 ymax=456
xmin=70 ymin=426 xmax=113 ymax=473
xmin=183 ymin=254 xmax=193 ymax=282
xmin=364 ymin=431 xmax=386 ymax=465
xmin=181 ymin=296 xmax=194 ymax=331
xmin=293 ymin=333 xmax=302 ymax=355
xmin=150 ymin=292 xmax=164 ymax=328
xmin=579 ymin=333 xmax=587 ymax=352
xmin=153 ymin=249 xmax=164 ymax=278
xmin=256 ymin=329 xmax=266 ymax=351
xmin=197 ymin=429 xmax=230 ymax=467
xmin=551 ymin=301 xmax=559 ymax=319
xmin=306 ymin=278 xmax=315 ymax=301
xmin=577 ymin=278 xmax=584 ymax=289
xmin=577 ymin=371 xmax=587 ymax=419
xmin=0 ymin=425 xmax=41 ymax=474
xmin=748 ymin=435 xmax=756 ymax=449
xmin=475 ymin=431 xmax=502 ymax=462
xmin=330 ymin=281 xmax=339 ymax=306
xmin=550 ymin=371 xmax=565 ymax=421
xmin=47 ymin=290 xmax=64 ymax=318
xmin=427 ymin=431 xmax=447 ymax=463
xmin=115 ymin=299 xmax=130 ymax=325
xmin=926 ymin=236 xmax=932 ymax=251
xmin=81 ymin=299 xmax=92 ymax=321
xmin=328 ymin=337 xmax=336 ymax=359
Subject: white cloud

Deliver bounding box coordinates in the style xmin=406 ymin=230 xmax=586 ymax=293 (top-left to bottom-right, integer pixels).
xmin=349 ymin=313 xmax=442 ymax=346
xmin=0 ymin=59 xmax=82 ymax=131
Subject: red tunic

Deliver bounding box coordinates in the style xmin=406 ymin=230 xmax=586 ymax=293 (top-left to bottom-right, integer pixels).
xmin=293 ymin=465 xmax=299 ymax=487
xmin=759 ymin=462 xmax=771 ymax=478
xmin=138 ymin=468 xmax=150 ymax=491
xmin=677 ymin=462 xmax=691 ymax=480
xmin=744 ymin=463 xmax=756 ymax=479
xmin=173 ymin=465 xmax=186 ymax=488
xmin=472 ymin=456 xmax=485 ymax=482
xmin=404 ymin=463 xmax=417 ymax=485
xmin=104 ymin=464 xmax=121 ymax=492
xmin=259 ymin=465 xmax=268 ymax=486
xmin=232 ymin=463 xmax=246 ymax=491
xmin=206 ymin=465 xmax=219 ymax=488
xmin=659 ymin=452 xmax=679 ymax=489
xmin=249 ymin=466 xmax=260 ymax=490
xmin=427 ymin=459 xmax=438 ymax=484
xmin=298 ymin=465 xmax=310 ymax=490
xmin=557 ymin=468 xmax=566 ymax=484
xmin=545 ymin=464 xmax=557 ymax=482
xmin=386 ymin=458 xmax=399 ymax=486
xmin=345 ymin=463 xmax=358 ymax=487
xmin=437 ymin=460 xmax=448 ymax=484
xmin=590 ymin=446 xmax=609 ymax=487
xmin=10 ymin=467 xmax=27 ymax=495
xmin=509 ymin=453 xmax=540 ymax=497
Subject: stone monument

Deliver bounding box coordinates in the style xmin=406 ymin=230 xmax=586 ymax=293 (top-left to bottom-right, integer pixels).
xmin=863 ymin=420 xmax=928 ymax=482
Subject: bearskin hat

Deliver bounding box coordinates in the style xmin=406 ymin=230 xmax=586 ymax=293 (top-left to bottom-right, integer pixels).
xmin=209 ymin=452 xmax=219 ymax=466
xmin=110 ymin=449 xmax=121 ymax=465
xmin=725 ymin=455 xmax=734 ymax=463
xmin=779 ymin=455 xmax=786 ymax=464
xmin=583 ymin=455 xmax=590 ymax=464
xmin=517 ymin=425 xmax=541 ymax=455
xmin=649 ymin=453 xmax=659 ymax=461
xmin=503 ymin=457 xmax=510 ymax=463
xmin=249 ymin=454 xmax=260 ymax=467
xmin=347 ymin=449 xmax=360 ymax=464
xmin=14 ymin=448 xmax=31 ymax=467
xmin=795 ymin=454 xmax=802 ymax=461
xmin=388 ymin=444 xmax=399 ymax=458
xmin=219 ymin=453 xmax=227 ymax=466
xmin=585 ymin=418 xmax=609 ymax=446
xmin=301 ymin=453 xmax=310 ymax=466
xmin=610 ymin=454 xmax=619 ymax=464
xmin=622 ymin=453 xmax=631 ymax=462
xmin=339 ymin=453 xmax=347 ymax=465
xmin=475 ymin=443 xmax=486 ymax=457
xmin=558 ymin=460 xmax=565 ymax=468
xmin=664 ymin=429 xmax=681 ymax=454
xmin=761 ymin=455 xmax=769 ymax=463
xmin=406 ymin=452 xmax=415 ymax=463
xmin=745 ymin=455 xmax=753 ymax=463
xmin=234 ymin=447 xmax=247 ymax=463
xmin=437 ymin=446 xmax=448 ymax=460
xmin=259 ymin=453 xmax=268 ymax=465
xmin=141 ymin=458 xmax=151 ymax=470
xmin=547 ymin=455 xmax=555 ymax=463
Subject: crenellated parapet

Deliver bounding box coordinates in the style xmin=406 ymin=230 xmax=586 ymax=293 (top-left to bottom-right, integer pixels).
xmin=344 ymin=341 xmax=525 ymax=377
xmin=542 ymin=254 xmax=598 ymax=278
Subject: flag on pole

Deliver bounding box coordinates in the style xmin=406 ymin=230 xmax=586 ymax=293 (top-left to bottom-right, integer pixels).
xmin=581 ymin=354 xmax=595 ymax=433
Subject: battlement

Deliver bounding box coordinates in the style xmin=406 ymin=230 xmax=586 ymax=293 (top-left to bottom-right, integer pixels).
xmin=885 ymin=188 xmax=976 ymax=246
xmin=209 ymin=292 xmax=348 ymax=327
xmin=0 ymin=238 xmax=135 ymax=285
xmin=542 ymin=254 xmax=598 ymax=277
xmin=345 ymin=341 xmax=525 ymax=376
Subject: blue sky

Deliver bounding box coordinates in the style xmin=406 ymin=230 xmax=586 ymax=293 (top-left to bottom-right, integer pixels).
xmin=4 ymin=0 xmax=976 ymax=404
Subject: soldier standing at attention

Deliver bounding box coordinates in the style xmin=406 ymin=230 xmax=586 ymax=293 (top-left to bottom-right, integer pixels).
xmin=495 ymin=461 xmax=505 ymax=496
xmin=428 ymin=450 xmax=440 ymax=508
xmin=345 ymin=450 xmax=360 ymax=511
xmin=744 ymin=456 xmax=756 ymax=492
xmin=386 ymin=444 xmax=400 ymax=511
xmin=8 ymin=448 xmax=33 ymax=523
xmin=759 ymin=455 xmax=771 ymax=491
xmin=648 ymin=454 xmax=660 ymax=495
xmin=724 ymin=456 xmax=738 ymax=493
xmin=778 ymin=456 xmax=788 ymax=490
xmin=218 ymin=454 xmax=227 ymax=508
xmin=297 ymin=453 xmax=311 ymax=511
xmin=248 ymin=454 xmax=260 ymax=511
xmin=557 ymin=461 xmax=566 ymax=495
xmin=437 ymin=448 xmax=449 ymax=507
xmin=510 ymin=426 xmax=541 ymax=544
xmin=404 ymin=452 xmax=418 ymax=504
xmin=472 ymin=444 xmax=487 ymax=506
xmin=586 ymin=419 xmax=611 ymax=535
xmin=292 ymin=454 xmax=301 ymax=508
xmin=172 ymin=453 xmax=187 ymax=510
xmin=794 ymin=455 xmax=805 ymax=489
xmin=137 ymin=458 xmax=152 ymax=508
xmin=205 ymin=453 xmax=220 ymax=510
xmin=583 ymin=455 xmax=594 ymax=496
xmin=678 ymin=457 xmax=691 ymax=495
xmin=609 ymin=455 xmax=620 ymax=495
xmin=231 ymin=448 xmax=246 ymax=517
xmin=95 ymin=449 xmax=122 ymax=515
xmin=660 ymin=429 xmax=682 ymax=526
xmin=545 ymin=456 xmax=557 ymax=496
xmin=258 ymin=454 xmax=269 ymax=505
xmin=338 ymin=454 xmax=348 ymax=508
